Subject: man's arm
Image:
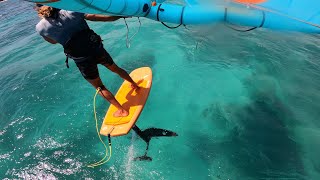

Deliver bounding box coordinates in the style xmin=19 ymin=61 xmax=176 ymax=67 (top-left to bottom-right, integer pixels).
xmin=84 ymin=14 xmax=123 ymax=22
xmin=42 ymin=36 xmax=58 ymax=44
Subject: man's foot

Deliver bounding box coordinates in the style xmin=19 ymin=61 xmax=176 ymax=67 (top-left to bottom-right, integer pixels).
xmin=130 ymin=83 xmax=139 ymax=90
xmin=113 ymin=109 xmax=129 ymax=117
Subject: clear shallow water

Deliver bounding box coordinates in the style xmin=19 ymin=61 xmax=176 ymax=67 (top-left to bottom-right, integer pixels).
xmin=1 ymin=0 xmax=320 ymax=179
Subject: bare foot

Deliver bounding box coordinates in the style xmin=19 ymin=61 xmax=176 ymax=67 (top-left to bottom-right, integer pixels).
xmin=113 ymin=109 xmax=129 ymax=117
xmin=130 ymin=83 xmax=139 ymax=90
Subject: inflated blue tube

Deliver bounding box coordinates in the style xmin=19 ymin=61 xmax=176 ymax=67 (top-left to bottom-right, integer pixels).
xmin=28 ymin=0 xmax=151 ymax=16
xmin=26 ymin=0 xmax=320 ymax=32
xmin=146 ymin=4 xmax=264 ymax=27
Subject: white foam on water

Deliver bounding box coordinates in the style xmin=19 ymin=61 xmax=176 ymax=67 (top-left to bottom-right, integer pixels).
xmin=124 ymin=133 xmax=136 ymax=180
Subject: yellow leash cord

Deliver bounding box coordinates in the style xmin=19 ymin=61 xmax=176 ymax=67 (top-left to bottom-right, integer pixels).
xmin=87 ymin=87 xmax=112 ymax=168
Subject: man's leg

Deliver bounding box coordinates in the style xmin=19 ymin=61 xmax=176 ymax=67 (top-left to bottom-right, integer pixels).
xmin=104 ymin=63 xmax=139 ymax=89
xmin=87 ymin=76 xmax=129 ymax=117
xmin=96 ymin=47 xmax=139 ymax=89
xmin=76 ymin=53 xmax=129 ymax=117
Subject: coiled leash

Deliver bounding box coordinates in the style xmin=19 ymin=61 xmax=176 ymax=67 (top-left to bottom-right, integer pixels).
xmin=87 ymin=87 xmax=112 ymax=168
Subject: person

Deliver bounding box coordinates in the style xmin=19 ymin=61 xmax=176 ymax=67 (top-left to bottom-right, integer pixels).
xmin=35 ymin=4 xmax=139 ymax=117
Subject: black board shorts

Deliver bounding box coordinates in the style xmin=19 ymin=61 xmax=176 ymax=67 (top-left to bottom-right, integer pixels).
xmin=74 ymin=46 xmax=114 ymax=80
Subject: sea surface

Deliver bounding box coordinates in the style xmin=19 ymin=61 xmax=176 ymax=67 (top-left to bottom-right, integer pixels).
xmin=1 ymin=0 xmax=320 ymax=179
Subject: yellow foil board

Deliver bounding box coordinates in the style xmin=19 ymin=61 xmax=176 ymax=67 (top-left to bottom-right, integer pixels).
xmin=100 ymin=67 xmax=152 ymax=137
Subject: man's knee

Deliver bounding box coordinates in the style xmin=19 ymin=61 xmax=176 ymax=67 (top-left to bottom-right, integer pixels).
xmin=87 ymin=77 xmax=103 ymax=89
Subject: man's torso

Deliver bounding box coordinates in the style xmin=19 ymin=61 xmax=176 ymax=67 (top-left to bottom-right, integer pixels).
xmin=36 ymin=10 xmax=89 ymax=46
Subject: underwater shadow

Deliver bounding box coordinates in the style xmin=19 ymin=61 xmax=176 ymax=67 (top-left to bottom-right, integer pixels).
xmin=121 ymin=53 xmax=156 ymax=73
xmin=190 ymin=93 xmax=306 ymax=179
xmin=131 ymin=125 xmax=178 ymax=161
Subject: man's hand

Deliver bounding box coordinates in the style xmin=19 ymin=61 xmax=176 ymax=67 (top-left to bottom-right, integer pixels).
xmin=84 ymin=14 xmax=123 ymax=22
xmin=42 ymin=36 xmax=57 ymax=44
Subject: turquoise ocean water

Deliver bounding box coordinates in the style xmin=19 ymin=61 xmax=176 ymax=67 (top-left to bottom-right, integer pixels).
xmin=1 ymin=0 xmax=320 ymax=179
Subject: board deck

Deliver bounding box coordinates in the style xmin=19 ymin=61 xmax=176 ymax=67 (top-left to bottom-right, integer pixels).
xmin=100 ymin=67 xmax=152 ymax=137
